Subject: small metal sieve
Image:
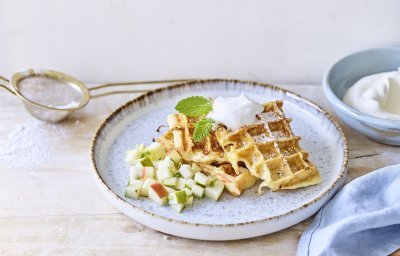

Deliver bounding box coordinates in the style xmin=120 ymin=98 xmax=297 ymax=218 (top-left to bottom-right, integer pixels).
xmin=0 ymin=68 xmax=194 ymax=122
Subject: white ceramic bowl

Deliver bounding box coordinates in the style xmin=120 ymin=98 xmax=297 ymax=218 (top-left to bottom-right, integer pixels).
xmin=323 ymin=47 xmax=400 ymax=145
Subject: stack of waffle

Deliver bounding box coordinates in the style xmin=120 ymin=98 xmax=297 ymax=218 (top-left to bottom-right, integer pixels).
xmin=156 ymin=100 xmax=321 ymax=196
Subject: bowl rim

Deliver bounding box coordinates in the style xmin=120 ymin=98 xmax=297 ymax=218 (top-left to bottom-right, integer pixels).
xmin=90 ymin=79 xmax=349 ymax=228
xmin=322 ymin=47 xmax=400 ymax=127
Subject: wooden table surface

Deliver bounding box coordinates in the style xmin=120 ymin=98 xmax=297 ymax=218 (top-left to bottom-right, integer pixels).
xmin=1 ymin=83 xmax=399 ymax=256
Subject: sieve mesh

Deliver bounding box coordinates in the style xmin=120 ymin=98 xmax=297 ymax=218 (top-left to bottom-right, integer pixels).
xmin=17 ymin=75 xmax=83 ymax=109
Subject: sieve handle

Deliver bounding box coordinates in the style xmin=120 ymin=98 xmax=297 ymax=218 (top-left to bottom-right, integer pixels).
xmin=88 ymin=78 xmax=197 ymax=98
xmin=0 ymin=76 xmax=16 ymax=95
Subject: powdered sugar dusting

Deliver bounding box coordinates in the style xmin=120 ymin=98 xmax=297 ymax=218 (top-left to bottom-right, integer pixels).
xmin=0 ymin=121 xmax=73 ymax=170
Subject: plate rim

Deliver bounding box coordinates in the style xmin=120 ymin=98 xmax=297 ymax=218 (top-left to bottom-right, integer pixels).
xmin=90 ymin=79 xmax=349 ymax=227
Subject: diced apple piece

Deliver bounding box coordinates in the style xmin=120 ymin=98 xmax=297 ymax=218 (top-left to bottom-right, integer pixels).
xmin=183 ymin=188 xmax=192 ymax=197
xmin=125 ymin=144 xmax=145 ymax=165
xmin=194 ymin=172 xmax=211 ymax=186
xmin=165 ymin=186 xmax=177 ymax=194
xmin=192 ymin=184 xmax=205 ymax=198
xmin=176 ymin=178 xmax=188 ymax=190
xmin=168 ymin=190 xmax=187 ymax=204
xmin=185 ymin=196 xmax=193 ymax=205
xmin=191 ymin=163 xmax=202 ymax=173
xmin=130 ymin=163 xmax=144 ymax=182
xmin=148 ymin=183 xmax=169 ymax=205
xmin=156 ymin=167 xmax=172 ymax=181
xmin=205 ymin=181 xmax=224 ymax=201
xmin=146 ymin=142 xmax=166 ymax=161
xmin=167 ymin=149 xmax=182 ymax=163
xmin=141 ymin=167 xmax=155 ymax=179
xmin=141 ymin=178 xmax=156 ymax=196
xmin=170 ymin=203 xmax=185 ymax=213
xmin=153 ymin=160 xmax=163 ymax=169
xmin=185 ymin=179 xmax=196 ymax=189
xmin=179 ymin=164 xmax=194 ymax=179
xmin=125 ymin=180 xmax=143 ymax=199
xmin=163 ymin=177 xmax=178 ymax=187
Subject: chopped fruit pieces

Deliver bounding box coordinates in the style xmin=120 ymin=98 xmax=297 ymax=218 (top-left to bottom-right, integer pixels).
xmin=141 ymin=178 xmax=156 ymax=197
xmin=125 ymin=180 xmax=143 ymax=199
xmin=185 ymin=196 xmax=193 ymax=205
xmin=165 ymin=186 xmax=177 ymax=194
xmin=191 ymin=163 xmax=201 ymax=173
xmin=192 ymin=184 xmax=205 ymax=198
xmin=125 ymin=144 xmax=145 ymax=165
xmin=170 ymin=203 xmax=185 ymax=213
xmin=194 ymin=172 xmax=211 ymax=186
xmin=179 ymin=164 xmax=194 ymax=179
xmin=125 ymin=143 xmax=225 ymax=213
xmin=176 ymin=178 xmax=188 ymax=190
xmin=168 ymin=190 xmax=187 ymax=204
xmin=185 ymin=179 xmax=196 ymax=189
xmin=130 ymin=164 xmax=144 ymax=181
xmin=163 ymin=177 xmax=178 ymax=187
xmin=205 ymin=181 xmax=224 ymax=201
xmin=146 ymin=142 xmax=166 ymax=161
xmin=142 ymin=167 xmax=155 ymax=179
xmin=183 ymin=188 xmax=192 ymax=197
xmin=149 ymin=183 xmax=169 ymax=205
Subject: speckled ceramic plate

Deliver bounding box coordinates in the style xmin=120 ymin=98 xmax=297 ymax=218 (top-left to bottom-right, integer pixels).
xmin=91 ymin=79 xmax=348 ymax=240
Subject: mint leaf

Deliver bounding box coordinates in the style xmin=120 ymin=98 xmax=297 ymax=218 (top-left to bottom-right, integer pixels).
xmin=175 ymin=96 xmax=212 ymax=117
xmin=193 ymin=118 xmax=214 ymax=142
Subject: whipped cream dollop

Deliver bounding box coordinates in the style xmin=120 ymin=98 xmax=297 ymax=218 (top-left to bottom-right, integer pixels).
xmin=343 ymin=69 xmax=400 ymax=120
xmin=207 ymin=94 xmax=264 ymax=130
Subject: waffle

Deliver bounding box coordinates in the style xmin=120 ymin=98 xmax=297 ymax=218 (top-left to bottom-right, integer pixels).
xmin=215 ymin=100 xmax=321 ymax=191
xmin=165 ymin=113 xmax=227 ymax=164
xmin=156 ymin=128 xmax=257 ymax=196
xmin=197 ymin=163 xmax=258 ymax=196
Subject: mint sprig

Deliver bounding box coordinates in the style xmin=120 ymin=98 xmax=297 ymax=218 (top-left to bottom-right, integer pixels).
xmin=193 ymin=118 xmax=214 ymax=142
xmin=175 ymin=96 xmax=212 ymax=117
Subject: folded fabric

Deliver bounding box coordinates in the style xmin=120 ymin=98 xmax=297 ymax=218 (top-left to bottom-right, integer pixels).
xmin=297 ymin=164 xmax=400 ymax=256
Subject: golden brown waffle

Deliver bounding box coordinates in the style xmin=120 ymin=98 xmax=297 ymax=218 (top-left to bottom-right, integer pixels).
xmin=156 ymin=131 xmax=257 ymax=196
xmin=165 ymin=113 xmax=227 ymax=164
xmin=215 ymin=100 xmax=321 ymax=191
xmin=198 ymin=163 xmax=258 ymax=196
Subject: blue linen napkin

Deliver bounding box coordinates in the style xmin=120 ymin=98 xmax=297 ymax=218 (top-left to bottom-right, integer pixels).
xmin=297 ymin=164 xmax=400 ymax=256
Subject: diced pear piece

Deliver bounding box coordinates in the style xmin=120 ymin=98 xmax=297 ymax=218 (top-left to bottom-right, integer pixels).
xmin=194 ymin=172 xmax=211 ymax=186
xmin=191 ymin=163 xmax=202 ymax=173
xmin=125 ymin=144 xmax=145 ymax=165
xmin=167 ymin=149 xmax=182 ymax=163
xmin=185 ymin=196 xmax=193 ymax=205
xmin=185 ymin=179 xmax=196 ymax=189
xmin=205 ymin=181 xmax=225 ymax=201
xmin=156 ymin=156 xmax=175 ymax=181
xmin=192 ymin=184 xmax=205 ymax=198
xmin=183 ymin=188 xmax=192 ymax=197
xmin=141 ymin=167 xmax=155 ymax=179
xmin=170 ymin=203 xmax=185 ymax=213
xmin=163 ymin=177 xmax=178 ymax=187
xmin=168 ymin=190 xmax=187 ymax=204
xmin=146 ymin=142 xmax=166 ymax=161
xmin=125 ymin=180 xmax=143 ymax=199
xmin=129 ymin=163 xmax=144 ymax=182
xmin=176 ymin=178 xmax=188 ymax=190
xmin=141 ymin=178 xmax=156 ymax=197
xmin=148 ymin=183 xmax=169 ymax=205
xmin=179 ymin=164 xmax=194 ymax=179
xmin=165 ymin=186 xmax=177 ymax=194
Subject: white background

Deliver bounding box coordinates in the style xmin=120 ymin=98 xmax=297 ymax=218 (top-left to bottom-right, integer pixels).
xmin=0 ymin=0 xmax=399 ymax=84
